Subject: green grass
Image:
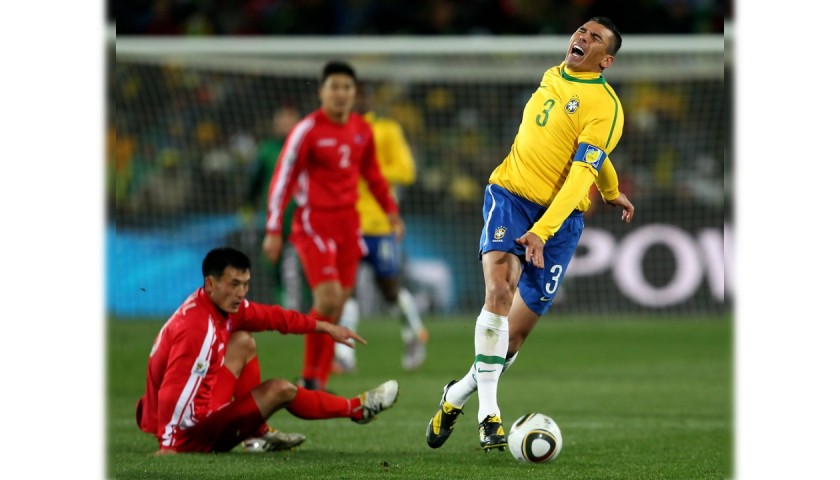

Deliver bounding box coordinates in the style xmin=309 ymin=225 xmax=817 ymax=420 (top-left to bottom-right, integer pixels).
xmin=107 ymin=314 xmax=733 ymax=479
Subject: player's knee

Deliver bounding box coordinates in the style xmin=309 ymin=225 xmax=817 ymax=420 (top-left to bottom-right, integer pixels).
xmin=314 ymin=285 xmax=344 ymax=318
xmin=264 ymin=378 xmax=298 ymax=404
xmin=484 ymin=281 xmax=514 ymax=309
xmin=316 ymin=301 xmax=343 ymax=319
xmin=227 ymin=331 xmax=257 ymax=357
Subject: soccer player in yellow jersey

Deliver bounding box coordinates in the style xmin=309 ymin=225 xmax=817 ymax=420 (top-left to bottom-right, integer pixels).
xmin=332 ymin=82 xmax=429 ymax=373
xmin=426 ymin=16 xmax=635 ymax=452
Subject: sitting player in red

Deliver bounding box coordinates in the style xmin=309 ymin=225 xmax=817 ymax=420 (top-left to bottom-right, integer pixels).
xmin=135 ymin=246 xmax=399 ymax=454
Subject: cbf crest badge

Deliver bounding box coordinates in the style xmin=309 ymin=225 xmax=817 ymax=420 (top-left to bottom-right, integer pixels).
xmin=565 ymin=95 xmax=581 ymax=114
xmin=583 ymin=145 xmax=605 ymax=170
xmin=493 ymin=226 xmax=507 ymax=242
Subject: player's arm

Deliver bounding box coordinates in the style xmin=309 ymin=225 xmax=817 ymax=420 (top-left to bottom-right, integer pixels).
xmin=539 ymin=165 xmax=598 ymax=241
xmin=594 ymin=156 xmax=635 ymax=223
xmin=360 ymin=133 xmax=403 ymax=239
xmin=380 ymin=121 xmax=416 ymax=187
xmin=595 ymin=156 xmax=620 ymax=201
xmin=263 ymin=122 xmax=310 ymax=262
xmin=235 ymin=301 xmax=367 ymax=347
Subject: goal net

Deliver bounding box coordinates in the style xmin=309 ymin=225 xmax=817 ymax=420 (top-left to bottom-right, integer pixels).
xmin=110 ymin=33 xmax=730 ymax=318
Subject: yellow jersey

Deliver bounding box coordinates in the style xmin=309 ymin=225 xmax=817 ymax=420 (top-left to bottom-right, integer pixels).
xmin=489 ymin=62 xmax=624 ymax=241
xmin=358 ymin=111 xmax=416 ymax=235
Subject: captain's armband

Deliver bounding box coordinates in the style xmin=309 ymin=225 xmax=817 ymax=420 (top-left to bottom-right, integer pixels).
xmin=573 ymin=143 xmax=606 ymax=172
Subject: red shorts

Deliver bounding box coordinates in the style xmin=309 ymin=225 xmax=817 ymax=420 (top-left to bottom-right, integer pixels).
xmin=290 ymin=206 xmax=364 ymax=289
xmin=163 ymin=394 xmax=265 ymax=453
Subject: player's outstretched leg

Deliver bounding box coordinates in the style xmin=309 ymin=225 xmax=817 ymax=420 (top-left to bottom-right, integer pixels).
xmin=478 ymin=414 xmax=507 ymax=452
xmin=397 ymin=288 xmax=428 ymax=371
xmin=352 ymin=379 xmax=400 ymax=424
xmin=426 ymin=380 xmax=464 ymax=448
xmin=401 ymin=325 xmax=428 ymax=372
xmin=333 ymin=298 xmax=360 ymax=374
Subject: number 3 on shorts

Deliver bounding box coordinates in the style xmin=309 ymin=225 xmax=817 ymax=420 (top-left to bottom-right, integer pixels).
xmin=544 ymin=265 xmax=563 ymax=294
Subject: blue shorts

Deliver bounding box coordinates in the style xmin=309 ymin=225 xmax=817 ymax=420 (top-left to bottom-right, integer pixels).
xmin=478 ymin=184 xmax=584 ymax=315
xmin=362 ymin=234 xmax=400 ymax=279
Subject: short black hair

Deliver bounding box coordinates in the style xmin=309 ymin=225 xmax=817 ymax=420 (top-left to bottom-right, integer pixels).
xmin=590 ymin=16 xmax=622 ymax=56
xmin=202 ymin=247 xmax=251 ymax=278
xmin=321 ymin=60 xmax=356 ymax=85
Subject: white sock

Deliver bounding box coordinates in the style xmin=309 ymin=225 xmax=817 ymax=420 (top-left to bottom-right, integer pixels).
xmin=397 ymin=288 xmax=425 ymax=336
xmin=334 ymin=298 xmax=360 ymax=367
xmin=447 ymin=350 xmax=519 ymax=409
xmin=471 ymin=309 xmax=509 ymax=422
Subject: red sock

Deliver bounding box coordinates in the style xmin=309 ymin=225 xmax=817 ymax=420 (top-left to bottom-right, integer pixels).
xmin=302 ymin=308 xmax=335 ymax=387
xmin=234 ymin=357 xmax=270 ymax=436
xmin=235 ymin=357 xmax=262 ymax=399
xmin=314 ymin=333 xmax=336 ymax=389
xmin=286 ymin=387 xmax=362 ymax=420
xmin=211 ymin=365 xmax=237 ymax=408
xmin=302 ymin=332 xmax=322 ymax=382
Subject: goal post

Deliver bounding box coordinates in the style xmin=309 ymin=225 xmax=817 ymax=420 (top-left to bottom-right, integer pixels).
xmin=109 ymin=33 xmax=730 ymax=318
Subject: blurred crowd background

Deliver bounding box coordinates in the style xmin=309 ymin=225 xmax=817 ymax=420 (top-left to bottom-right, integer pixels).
xmin=108 ymin=63 xmax=728 ymax=224
xmin=112 ymin=0 xmax=729 ymax=36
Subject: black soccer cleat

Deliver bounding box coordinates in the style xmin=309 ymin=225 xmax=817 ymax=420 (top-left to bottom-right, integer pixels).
xmin=426 ymin=380 xmax=463 ymax=448
xmin=478 ymin=414 xmax=507 ymax=452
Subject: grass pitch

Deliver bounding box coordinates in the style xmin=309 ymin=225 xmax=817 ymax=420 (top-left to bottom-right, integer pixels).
xmin=107 ymin=314 xmax=732 ymax=479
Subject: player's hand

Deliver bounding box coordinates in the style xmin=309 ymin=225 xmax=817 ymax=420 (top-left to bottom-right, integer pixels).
xmin=604 ymin=193 xmax=635 ymax=223
xmin=262 ymin=233 xmax=284 ymax=263
xmin=388 ymin=213 xmax=405 ymax=242
xmin=315 ymin=320 xmax=367 ymax=348
xmin=516 ymin=232 xmax=545 ymax=269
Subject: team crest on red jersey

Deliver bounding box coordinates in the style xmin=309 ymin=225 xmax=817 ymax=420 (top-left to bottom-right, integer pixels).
xmin=193 ymin=360 xmax=208 ymax=375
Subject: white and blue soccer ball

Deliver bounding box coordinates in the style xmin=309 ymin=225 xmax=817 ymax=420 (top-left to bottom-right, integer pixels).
xmin=507 ymin=412 xmax=563 ymax=464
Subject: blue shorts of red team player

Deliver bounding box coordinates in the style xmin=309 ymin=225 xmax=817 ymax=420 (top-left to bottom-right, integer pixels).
xmin=362 ymin=234 xmax=400 ymax=279
xmin=478 ymin=183 xmax=584 ymax=316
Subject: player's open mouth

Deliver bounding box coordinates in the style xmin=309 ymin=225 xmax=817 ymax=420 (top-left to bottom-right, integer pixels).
xmin=571 ymin=45 xmax=585 ymax=57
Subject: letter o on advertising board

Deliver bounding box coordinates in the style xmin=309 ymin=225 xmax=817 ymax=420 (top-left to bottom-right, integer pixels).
xmin=613 ymin=224 xmax=703 ymax=307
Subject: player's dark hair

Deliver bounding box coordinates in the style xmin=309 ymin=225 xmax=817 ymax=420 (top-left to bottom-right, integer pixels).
xmin=321 ymin=60 xmax=356 ymax=84
xmin=590 ymin=16 xmax=622 ymax=55
xmin=202 ymin=247 xmax=251 ymax=278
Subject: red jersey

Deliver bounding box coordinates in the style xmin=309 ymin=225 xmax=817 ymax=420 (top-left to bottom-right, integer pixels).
xmin=136 ymin=287 xmax=316 ymax=450
xmin=265 ymin=109 xmax=397 ymax=234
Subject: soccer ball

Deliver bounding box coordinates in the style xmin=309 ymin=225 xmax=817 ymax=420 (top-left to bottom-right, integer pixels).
xmin=507 ymin=413 xmax=563 ymax=463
